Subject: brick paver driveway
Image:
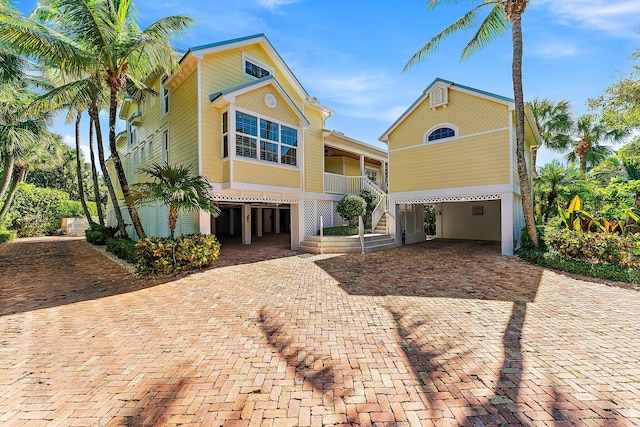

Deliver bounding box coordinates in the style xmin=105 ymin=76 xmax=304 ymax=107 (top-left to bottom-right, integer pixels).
xmin=1 ymin=237 xmax=639 ymax=426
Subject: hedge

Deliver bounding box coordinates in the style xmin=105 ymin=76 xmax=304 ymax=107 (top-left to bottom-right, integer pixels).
xmin=0 ymin=228 xmax=16 ymax=243
xmin=518 ymin=247 xmax=640 ymax=284
xmin=106 ymin=237 xmax=138 ymax=264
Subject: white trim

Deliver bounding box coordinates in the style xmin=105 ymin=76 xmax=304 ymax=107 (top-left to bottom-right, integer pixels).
xmin=423 ymin=123 xmax=459 ymax=145
xmin=379 ymin=79 xmax=515 ymax=142
xmin=221 ymin=108 xmax=230 ymax=159
xmin=304 ymin=191 xmax=344 ymax=201
xmin=190 ymin=36 xmax=307 ymax=101
xmin=389 ymin=126 xmax=511 ymax=153
xmin=428 ymin=83 xmax=448 ymax=109
xmin=509 ymin=111 xmax=514 ymax=188
xmin=242 ymin=52 xmax=275 ymax=80
xmin=390 ymin=184 xmax=513 ymax=204
xmin=197 ymin=61 xmax=203 ymax=175
xmin=233 ymin=107 xmax=301 ymax=168
xmin=161 ymin=84 xmax=169 ymax=117
xmin=233 ymin=156 xmax=300 ymax=172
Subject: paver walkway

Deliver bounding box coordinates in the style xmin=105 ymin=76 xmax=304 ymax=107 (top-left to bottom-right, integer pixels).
xmin=1 ymin=237 xmax=639 ymax=426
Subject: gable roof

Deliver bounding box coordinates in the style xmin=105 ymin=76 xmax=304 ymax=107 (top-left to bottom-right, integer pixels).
xmin=188 ymin=33 xmax=309 ymax=100
xmin=378 ymin=78 xmax=515 ymax=143
xmin=210 ymin=76 xmax=310 ymax=128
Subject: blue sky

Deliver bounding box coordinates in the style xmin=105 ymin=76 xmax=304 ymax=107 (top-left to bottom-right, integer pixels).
xmin=15 ymin=0 xmax=640 ymax=166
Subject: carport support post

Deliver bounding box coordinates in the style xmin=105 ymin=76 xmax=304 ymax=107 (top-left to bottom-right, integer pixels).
xmin=199 ymin=211 xmax=211 ymax=235
xmin=291 ymin=203 xmax=302 ymax=250
xmin=275 ymin=208 xmax=281 ymax=234
xmin=257 ymin=208 xmax=263 ymax=237
xmin=242 ymin=204 xmax=252 ymax=245
xmin=501 ymin=193 xmax=514 ymax=256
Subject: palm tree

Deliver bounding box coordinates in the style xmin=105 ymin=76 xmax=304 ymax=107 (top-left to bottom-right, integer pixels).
xmin=534 ymin=160 xmax=578 ymax=220
xmin=128 ymin=163 xmax=220 ymax=239
xmin=567 ymin=114 xmax=620 ymax=177
xmin=0 ymin=0 xmax=194 ymax=239
xmin=404 ymin=0 xmax=539 ymax=247
xmin=88 ymin=115 xmax=105 ymax=226
xmin=528 ymin=98 xmax=573 ymax=176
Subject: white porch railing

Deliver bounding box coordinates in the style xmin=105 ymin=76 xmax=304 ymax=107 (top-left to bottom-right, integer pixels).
xmin=324 ymin=173 xmax=365 ymax=194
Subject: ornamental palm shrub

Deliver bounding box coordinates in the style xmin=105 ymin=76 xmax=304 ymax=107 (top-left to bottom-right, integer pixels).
xmin=336 ymin=194 xmax=366 ymax=226
xmin=128 ymin=163 xmax=220 ymax=239
xmin=136 ymin=234 xmax=221 ymax=276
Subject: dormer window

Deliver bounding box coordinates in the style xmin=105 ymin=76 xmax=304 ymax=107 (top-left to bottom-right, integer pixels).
xmin=242 ymin=53 xmax=273 ymax=80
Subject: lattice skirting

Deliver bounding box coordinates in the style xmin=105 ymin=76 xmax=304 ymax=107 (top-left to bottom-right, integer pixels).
xmin=303 ymin=200 xmax=347 ymax=236
xmin=395 ymin=193 xmax=502 ymax=204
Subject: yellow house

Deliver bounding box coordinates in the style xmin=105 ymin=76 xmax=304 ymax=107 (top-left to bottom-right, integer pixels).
xmin=108 ymin=34 xmax=388 ymax=250
xmin=379 ymin=78 xmax=540 ymax=255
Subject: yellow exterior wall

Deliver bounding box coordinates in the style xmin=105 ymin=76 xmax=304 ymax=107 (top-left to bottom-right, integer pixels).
xmin=344 ymin=158 xmax=360 ymax=176
xmin=222 ymin=160 xmax=230 ymax=182
xmin=233 ymin=160 xmax=300 ymax=188
xmin=201 ymin=104 xmax=222 ymax=182
xmin=168 ymin=70 xmax=198 ymax=169
xmin=325 ymin=157 xmax=343 ymax=174
xmin=389 ymin=130 xmax=511 ymax=192
xmin=236 ymin=86 xmax=299 ymax=125
xmin=388 ymin=90 xmax=509 ymax=150
xmin=303 ymin=107 xmax=324 ymax=193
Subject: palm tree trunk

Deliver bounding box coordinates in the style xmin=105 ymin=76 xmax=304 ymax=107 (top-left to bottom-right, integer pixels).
xmin=579 ymin=157 xmax=587 ymax=177
xmin=89 ymin=115 xmax=105 ymax=226
xmin=89 ymin=104 xmax=128 ymax=237
xmin=509 ymin=6 xmax=538 ymax=248
xmin=0 ymin=155 xmax=15 ymax=203
xmin=108 ymin=86 xmax=146 ymax=239
xmin=74 ymin=112 xmax=93 ymax=225
xmin=0 ymin=165 xmax=26 ymax=223
xmin=168 ymin=207 xmax=178 ymax=239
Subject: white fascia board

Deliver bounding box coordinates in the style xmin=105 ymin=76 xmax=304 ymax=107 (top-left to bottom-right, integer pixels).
xmin=390 ymin=184 xmax=514 ymax=202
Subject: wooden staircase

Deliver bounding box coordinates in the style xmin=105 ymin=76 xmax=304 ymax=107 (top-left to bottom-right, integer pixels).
xmin=374 ymin=213 xmax=388 ymax=234
xmin=298 ymin=233 xmax=396 ymax=254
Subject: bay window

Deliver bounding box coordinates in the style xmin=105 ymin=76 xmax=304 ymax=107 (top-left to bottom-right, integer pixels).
xmin=234 ymin=110 xmax=298 ymax=167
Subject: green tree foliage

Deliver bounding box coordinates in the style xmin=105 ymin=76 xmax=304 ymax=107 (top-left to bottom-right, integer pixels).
xmin=528 ymin=98 xmax=573 ymax=173
xmin=534 ymin=160 xmax=579 ymax=221
xmin=5 ymin=182 xmax=96 ymax=237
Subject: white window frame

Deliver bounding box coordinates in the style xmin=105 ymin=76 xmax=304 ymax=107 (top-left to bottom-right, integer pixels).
xmin=222 ymin=109 xmax=229 ymax=159
xmin=127 ymin=116 xmax=137 ymax=146
xmin=242 ymin=52 xmax=274 ymax=80
xmin=365 ymin=167 xmax=378 ymax=183
xmin=161 ymin=85 xmax=169 ymax=116
xmin=233 ymin=108 xmax=299 ymax=169
xmin=423 ymin=123 xmax=459 ymax=145
xmin=162 ymin=129 xmax=169 ymax=164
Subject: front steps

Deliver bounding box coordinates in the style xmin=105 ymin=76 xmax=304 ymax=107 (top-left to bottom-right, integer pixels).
xmin=298 ymin=233 xmax=397 ymax=254
xmin=374 ymin=213 xmax=388 ymax=234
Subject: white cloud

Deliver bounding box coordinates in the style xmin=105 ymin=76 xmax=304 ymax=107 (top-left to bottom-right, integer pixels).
xmin=529 ymin=40 xmax=581 ymax=59
xmin=257 ymin=0 xmax=300 ymax=10
xmin=536 ymin=0 xmax=640 ymax=38
xmin=62 ymin=134 xmax=91 ymax=162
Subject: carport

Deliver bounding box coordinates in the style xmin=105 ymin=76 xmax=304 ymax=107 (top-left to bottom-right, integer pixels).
xmin=390 ymin=191 xmax=523 ymax=256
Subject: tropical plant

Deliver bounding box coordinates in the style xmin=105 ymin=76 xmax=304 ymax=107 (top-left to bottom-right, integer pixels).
xmin=528 ymin=98 xmax=573 ymax=175
xmin=534 ymin=160 xmax=578 ymax=220
xmin=128 ymin=163 xmax=220 ymax=239
xmin=567 ymin=114 xmax=621 ymax=177
xmin=0 ymin=0 xmax=195 ymax=239
xmin=404 ymin=0 xmax=539 ymax=247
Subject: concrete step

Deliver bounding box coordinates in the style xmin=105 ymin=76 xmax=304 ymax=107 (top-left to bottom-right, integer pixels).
xmin=299 ymin=235 xmax=397 ymax=254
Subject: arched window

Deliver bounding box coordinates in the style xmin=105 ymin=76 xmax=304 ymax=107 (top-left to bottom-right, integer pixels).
xmin=427 ymin=127 xmax=455 ymax=142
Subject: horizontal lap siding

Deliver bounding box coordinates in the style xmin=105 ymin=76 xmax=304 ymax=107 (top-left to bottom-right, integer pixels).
xmin=233 ymin=160 xmax=300 ymax=188
xmin=390 ymin=130 xmax=510 ymax=192
xmin=200 ymin=44 xmax=306 ymax=184
xmin=303 ymin=108 xmax=324 ymax=193
xmin=325 ymin=157 xmax=343 ymax=174
xmin=169 ymin=71 xmax=198 ymax=170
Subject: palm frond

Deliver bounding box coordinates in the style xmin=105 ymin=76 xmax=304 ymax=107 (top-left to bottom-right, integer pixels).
xmin=461 ymin=4 xmax=507 ymax=60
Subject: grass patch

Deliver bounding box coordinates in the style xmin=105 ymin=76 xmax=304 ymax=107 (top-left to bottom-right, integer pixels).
xmin=321 ymin=226 xmax=372 ymax=236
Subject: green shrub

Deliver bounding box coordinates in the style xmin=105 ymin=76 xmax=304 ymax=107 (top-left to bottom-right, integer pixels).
xmin=85 ymin=223 xmax=118 ymax=245
xmin=519 ymin=225 xmax=546 ymax=250
xmin=0 ymin=228 xmax=16 ymax=243
xmin=106 ymin=237 xmax=138 ymax=264
xmin=5 ymin=183 xmax=96 ymax=237
xmin=545 ymin=228 xmax=640 ymax=267
xmin=518 ymin=247 xmax=640 ymax=284
xmin=336 ymin=194 xmax=366 ymax=226
xmin=136 ymin=234 xmax=221 ymax=276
